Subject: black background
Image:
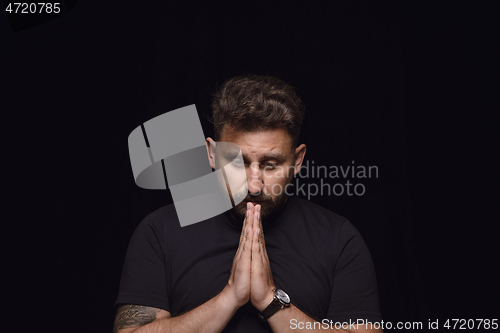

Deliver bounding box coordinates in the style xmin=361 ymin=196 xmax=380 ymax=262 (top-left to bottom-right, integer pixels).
xmin=2 ymin=1 xmax=498 ymax=332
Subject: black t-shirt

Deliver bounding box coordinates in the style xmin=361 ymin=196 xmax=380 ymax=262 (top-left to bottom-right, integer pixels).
xmin=115 ymin=196 xmax=382 ymax=332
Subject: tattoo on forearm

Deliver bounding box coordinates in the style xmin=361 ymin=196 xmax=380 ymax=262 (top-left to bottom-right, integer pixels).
xmin=113 ymin=304 xmax=160 ymax=333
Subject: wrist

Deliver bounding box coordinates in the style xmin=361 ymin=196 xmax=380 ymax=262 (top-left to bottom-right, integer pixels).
xmin=218 ymin=285 xmax=245 ymax=313
xmin=257 ymin=288 xmax=292 ymax=321
xmin=254 ymin=289 xmax=277 ymax=312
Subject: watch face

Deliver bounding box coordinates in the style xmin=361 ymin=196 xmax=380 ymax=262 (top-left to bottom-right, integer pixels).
xmin=276 ymin=289 xmax=290 ymax=303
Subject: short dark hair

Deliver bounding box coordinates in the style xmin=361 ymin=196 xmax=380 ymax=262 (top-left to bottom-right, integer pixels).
xmin=211 ymin=74 xmax=305 ymax=147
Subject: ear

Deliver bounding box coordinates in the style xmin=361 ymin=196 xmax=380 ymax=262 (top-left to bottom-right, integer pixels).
xmin=293 ymin=144 xmax=307 ymax=175
xmin=206 ymin=137 xmax=217 ymax=169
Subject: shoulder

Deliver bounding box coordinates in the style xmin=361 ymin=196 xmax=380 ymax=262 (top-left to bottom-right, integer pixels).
xmin=132 ymin=203 xmax=217 ymax=242
xmin=135 ymin=203 xmax=179 ymax=231
xmin=129 ymin=203 xmax=181 ymax=247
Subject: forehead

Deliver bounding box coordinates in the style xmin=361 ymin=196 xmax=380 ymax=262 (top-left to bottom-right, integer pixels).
xmin=219 ymin=127 xmax=294 ymax=158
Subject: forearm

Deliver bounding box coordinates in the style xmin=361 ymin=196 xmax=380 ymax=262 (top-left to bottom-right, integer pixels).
xmin=133 ymin=288 xmax=237 ymax=333
xmin=267 ymin=304 xmax=382 ymax=333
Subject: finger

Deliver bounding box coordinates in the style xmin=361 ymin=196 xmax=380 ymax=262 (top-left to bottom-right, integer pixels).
xmin=254 ymin=205 xmax=264 ymax=247
xmin=256 ymin=208 xmax=270 ymax=264
xmin=235 ymin=229 xmax=245 ymax=264
xmin=248 ymin=202 xmax=255 ymax=218
xmin=251 ymin=228 xmax=263 ymax=274
xmin=231 ymin=226 xmax=247 ymax=278
xmin=241 ymin=212 xmax=253 ymax=266
xmin=237 ymin=212 xmax=247 ymax=243
xmin=245 ymin=202 xmax=255 ymax=244
xmin=238 ymin=202 xmax=253 ymax=246
xmin=257 ymin=235 xmax=272 ymax=285
xmin=253 ymin=207 xmax=272 ymax=283
xmin=232 ymin=218 xmax=247 ymax=269
xmin=255 ymin=205 xmax=263 ymax=238
xmin=252 ymin=203 xmax=259 ymax=232
xmin=257 ymin=226 xmax=268 ymax=265
xmin=240 ymin=202 xmax=252 ymax=239
xmin=262 ymin=242 xmax=269 ymax=263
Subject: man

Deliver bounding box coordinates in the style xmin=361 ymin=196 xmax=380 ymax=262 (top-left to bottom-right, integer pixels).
xmin=114 ymin=75 xmax=383 ymax=332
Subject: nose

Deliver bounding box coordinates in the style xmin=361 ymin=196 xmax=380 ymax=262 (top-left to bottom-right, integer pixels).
xmin=247 ymin=162 xmax=264 ymax=196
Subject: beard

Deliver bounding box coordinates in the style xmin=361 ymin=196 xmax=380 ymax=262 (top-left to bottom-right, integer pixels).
xmin=230 ymin=188 xmax=288 ymax=223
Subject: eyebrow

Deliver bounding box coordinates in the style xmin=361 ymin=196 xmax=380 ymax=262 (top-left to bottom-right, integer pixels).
xmin=241 ymin=152 xmax=287 ymax=162
xmin=221 ymin=150 xmax=241 ymax=160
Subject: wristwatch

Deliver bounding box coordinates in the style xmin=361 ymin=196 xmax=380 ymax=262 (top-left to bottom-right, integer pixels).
xmin=258 ymin=288 xmax=291 ymax=321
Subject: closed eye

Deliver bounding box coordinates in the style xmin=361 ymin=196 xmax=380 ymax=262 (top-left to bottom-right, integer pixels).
xmin=262 ymin=163 xmax=278 ymax=170
xmin=231 ymin=159 xmax=245 ymax=168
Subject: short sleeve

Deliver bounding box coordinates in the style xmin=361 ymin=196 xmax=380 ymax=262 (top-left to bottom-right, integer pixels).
xmin=115 ymin=211 xmax=170 ymax=312
xmin=325 ymin=220 xmax=382 ymax=322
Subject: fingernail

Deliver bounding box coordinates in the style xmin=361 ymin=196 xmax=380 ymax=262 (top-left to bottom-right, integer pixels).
xmin=257 ymin=229 xmax=260 ymax=235
xmin=257 ymin=212 xmax=260 ymax=220
xmin=246 ymin=210 xmax=249 ymax=217
xmin=257 ymin=205 xmax=261 ymax=212
xmin=246 ymin=228 xmax=250 ymax=235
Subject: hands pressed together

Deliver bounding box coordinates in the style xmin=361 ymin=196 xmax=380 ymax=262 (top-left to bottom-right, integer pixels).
xmin=225 ymin=202 xmax=276 ymax=312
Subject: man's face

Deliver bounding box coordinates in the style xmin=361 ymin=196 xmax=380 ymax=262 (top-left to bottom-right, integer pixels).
xmin=208 ymin=127 xmax=306 ymax=222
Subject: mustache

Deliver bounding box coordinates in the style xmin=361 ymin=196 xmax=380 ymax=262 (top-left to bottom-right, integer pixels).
xmin=243 ymin=193 xmax=273 ymax=202
xmin=226 ymin=188 xmax=271 ymax=204
xmin=225 ymin=184 xmax=272 ymax=203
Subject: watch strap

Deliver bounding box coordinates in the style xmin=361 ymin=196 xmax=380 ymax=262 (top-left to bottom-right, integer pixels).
xmin=259 ymin=297 xmax=284 ymax=320
xmin=258 ymin=289 xmax=290 ymax=321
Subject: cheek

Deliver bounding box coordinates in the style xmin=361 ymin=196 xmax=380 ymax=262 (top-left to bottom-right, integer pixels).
xmin=264 ymin=167 xmax=291 ymax=184
xmin=226 ymin=171 xmax=246 ymax=185
xmin=218 ymin=165 xmax=248 ymax=203
xmin=262 ymin=174 xmax=287 ymax=196
xmin=224 ymin=165 xmax=247 ymax=184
